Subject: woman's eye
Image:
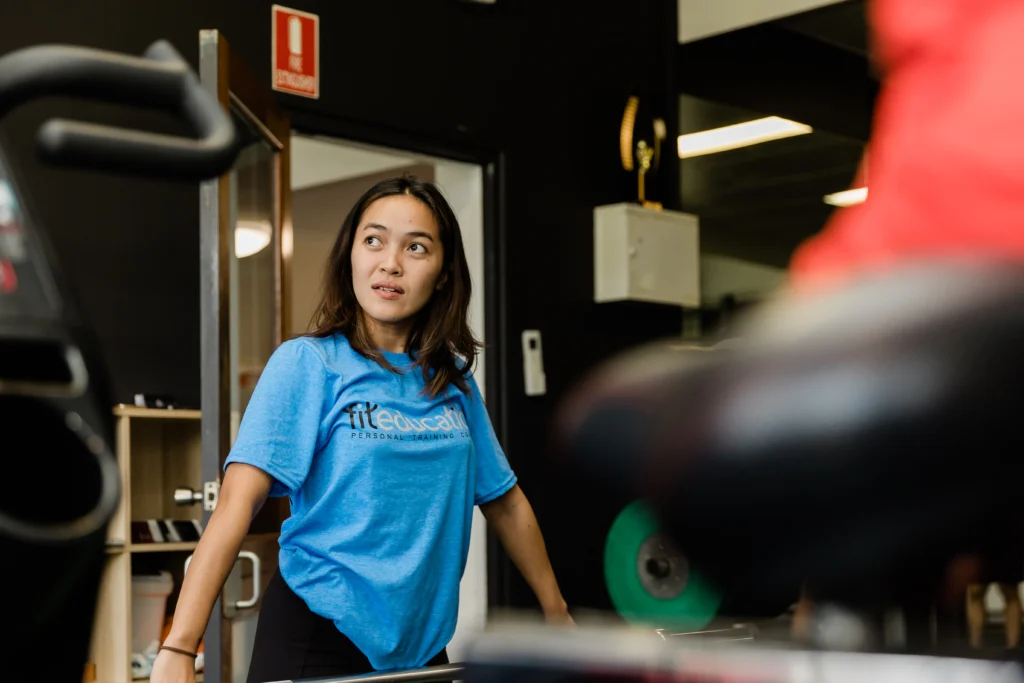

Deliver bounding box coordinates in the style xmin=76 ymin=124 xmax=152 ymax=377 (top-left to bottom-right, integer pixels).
xmin=365 ymin=236 xmax=382 ymax=247
xmin=409 ymin=243 xmax=427 ymax=254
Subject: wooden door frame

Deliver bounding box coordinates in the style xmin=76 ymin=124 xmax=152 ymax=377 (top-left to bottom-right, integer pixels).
xmin=198 ymin=28 xmax=292 ymax=683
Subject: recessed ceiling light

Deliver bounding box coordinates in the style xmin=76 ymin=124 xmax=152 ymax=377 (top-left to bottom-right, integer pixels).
xmin=823 ymin=187 xmax=868 ymax=207
xmin=677 ymin=116 xmax=812 ymax=159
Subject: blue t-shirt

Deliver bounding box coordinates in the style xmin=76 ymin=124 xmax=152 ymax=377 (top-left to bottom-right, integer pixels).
xmin=223 ymin=333 xmax=517 ymax=670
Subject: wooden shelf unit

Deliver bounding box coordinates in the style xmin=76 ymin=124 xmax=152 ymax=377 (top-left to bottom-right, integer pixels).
xmin=87 ymin=406 xmax=206 ymax=683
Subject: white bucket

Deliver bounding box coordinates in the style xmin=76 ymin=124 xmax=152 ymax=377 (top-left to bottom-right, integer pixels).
xmin=131 ymin=571 xmax=174 ymax=654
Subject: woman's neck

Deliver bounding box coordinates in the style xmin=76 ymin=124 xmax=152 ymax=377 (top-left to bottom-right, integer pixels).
xmin=362 ymin=314 xmax=413 ymax=354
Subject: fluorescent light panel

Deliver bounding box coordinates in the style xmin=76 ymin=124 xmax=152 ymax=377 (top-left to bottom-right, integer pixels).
xmin=824 ymin=187 xmax=868 ymax=207
xmin=677 ymin=116 xmax=812 ymax=159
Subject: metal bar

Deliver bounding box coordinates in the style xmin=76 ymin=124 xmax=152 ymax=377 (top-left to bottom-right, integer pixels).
xmin=658 ymin=625 xmax=756 ymax=640
xmin=197 ymin=27 xmax=228 ymax=683
xmin=282 ymin=663 xmax=464 ymax=683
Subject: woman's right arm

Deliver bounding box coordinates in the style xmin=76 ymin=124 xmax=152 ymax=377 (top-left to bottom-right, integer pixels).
xmin=153 ymin=340 xmax=325 ymax=682
xmin=155 ymin=463 xmax=273 ymax=666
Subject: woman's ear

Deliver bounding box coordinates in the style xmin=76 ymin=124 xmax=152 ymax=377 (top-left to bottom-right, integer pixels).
xmin=436 ymin=272 xmax=449 ymax=291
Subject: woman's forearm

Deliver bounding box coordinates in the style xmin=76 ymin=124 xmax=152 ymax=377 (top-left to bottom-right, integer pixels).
xmin=483 ymin=486 xmax=567 ymax=615
xmin=164 ymin=464 xmax=271 ymax=651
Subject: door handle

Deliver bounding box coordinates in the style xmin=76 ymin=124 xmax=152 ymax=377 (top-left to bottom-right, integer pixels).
xmin=174 ymin=481 xmax=219 ymax=511
xmin=173 ymin=487 xmax=203 ymax=506
xmin=234 ymin=551 xmax=261 ymax=609
xmin=184 ymin=550 xmax=261 ymax=609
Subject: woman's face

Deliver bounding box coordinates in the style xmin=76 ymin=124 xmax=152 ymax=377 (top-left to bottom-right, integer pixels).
xmin=350 ymin=194 xmax=446 ymax=331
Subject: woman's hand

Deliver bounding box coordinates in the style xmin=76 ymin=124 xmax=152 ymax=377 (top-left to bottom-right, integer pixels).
xmin=149 ymin=649 xmax=197 ymax=683
xmin=543 ymin=603 xmax=576 ymax=627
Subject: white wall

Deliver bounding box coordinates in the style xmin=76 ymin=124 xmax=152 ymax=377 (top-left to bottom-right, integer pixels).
xmin=678 ymin=0 xmax=845 ymax=43
xmin=432 ymin=161 xmax=488 ymax=664
xmin=700 ymin=253 xmax=786 ymax=304
xmin=291 ymin=135 xmax=414 ymax=190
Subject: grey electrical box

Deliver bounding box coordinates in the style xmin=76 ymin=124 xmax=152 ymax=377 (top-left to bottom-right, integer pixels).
xmin=594 ymin=203 xmax=701 ymax=307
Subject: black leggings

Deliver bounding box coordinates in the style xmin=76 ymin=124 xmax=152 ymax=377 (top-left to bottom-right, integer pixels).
xmin=246 ymin=569 xmax=448 ymax=683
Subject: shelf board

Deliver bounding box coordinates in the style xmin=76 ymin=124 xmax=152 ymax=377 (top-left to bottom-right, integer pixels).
xmin=130 ymin=541 xmax=199 ymax=553
xmin=113 ymin=405 xmax=202 ymax=420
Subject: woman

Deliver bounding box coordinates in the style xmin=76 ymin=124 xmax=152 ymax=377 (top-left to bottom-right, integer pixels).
xmin=152 ymin=177 xmax=571 ymax=683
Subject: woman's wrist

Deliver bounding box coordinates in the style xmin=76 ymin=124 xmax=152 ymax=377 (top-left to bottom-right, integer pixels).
xmin=541 ymin=596 xmax=574 ymax=626
xmin=162 ymin=631 xmax=202 ymax=654
xmin=540 ymin=594 xmax=568 ymax=616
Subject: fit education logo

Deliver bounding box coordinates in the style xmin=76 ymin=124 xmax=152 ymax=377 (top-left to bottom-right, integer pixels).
xmin=342 ymin=401 xmax=471 ymax=441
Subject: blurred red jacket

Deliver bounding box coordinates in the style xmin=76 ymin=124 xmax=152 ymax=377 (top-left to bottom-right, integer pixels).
xmin=789 ymin=0 xmax=1024 ymax=290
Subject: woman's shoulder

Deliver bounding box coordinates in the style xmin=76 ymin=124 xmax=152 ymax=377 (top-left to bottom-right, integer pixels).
xmin=274 ymin=333 xmax=356 ymax=375
xmin=286 ymin=331 xmax=350 ymax=351
xmin=452 ymin=354 xmax=483 ymax=396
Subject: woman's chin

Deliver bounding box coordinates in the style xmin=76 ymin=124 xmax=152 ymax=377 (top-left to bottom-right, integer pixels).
xmin=363 ymin=308 xmax=413 ymax=327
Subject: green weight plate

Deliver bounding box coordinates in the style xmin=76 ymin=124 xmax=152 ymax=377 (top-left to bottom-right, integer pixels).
xmin=604 ymin=500 xmax=722 ymax=630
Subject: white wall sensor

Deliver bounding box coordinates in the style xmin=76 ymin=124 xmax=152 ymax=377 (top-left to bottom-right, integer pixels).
xmin=521 ymin=330 xmax=547 ymax=397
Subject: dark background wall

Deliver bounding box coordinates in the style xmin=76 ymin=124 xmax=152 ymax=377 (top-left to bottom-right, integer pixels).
xmin=0 ymin=0 xmax=680 ymax=613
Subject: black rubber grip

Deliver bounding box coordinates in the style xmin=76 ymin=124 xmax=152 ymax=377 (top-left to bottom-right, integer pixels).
xmin=0 ymin=40 xmax=237 ymax=180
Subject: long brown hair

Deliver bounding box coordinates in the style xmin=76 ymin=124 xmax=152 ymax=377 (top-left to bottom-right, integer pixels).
xmin=307 ymin=175 xmax=481 ymax=397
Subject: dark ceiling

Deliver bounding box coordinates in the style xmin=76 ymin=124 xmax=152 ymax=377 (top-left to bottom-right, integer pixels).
xmin=678 ymin=96 xmax=865 ymax=268
xmin=676 ymin=0 xmax=874 ymax=269
xmin=775 ymin=0 xmax=870 ymax=56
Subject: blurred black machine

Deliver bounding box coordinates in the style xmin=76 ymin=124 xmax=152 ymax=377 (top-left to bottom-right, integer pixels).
xmin=555 ymin=260 xmax=1024 ymax=659
xmin=0 ymin=38 xmax=238 ymax=682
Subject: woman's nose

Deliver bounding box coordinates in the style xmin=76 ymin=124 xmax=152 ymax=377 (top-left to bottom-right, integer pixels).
xmin=379 ymin=250 xmax=402 ymax=275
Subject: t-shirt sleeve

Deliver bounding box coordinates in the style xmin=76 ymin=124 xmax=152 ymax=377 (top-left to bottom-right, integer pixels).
xmin=464 ymin=373 xmax=517 ymax=505
xmin=223 ymin=338 xmax=329 ymax=498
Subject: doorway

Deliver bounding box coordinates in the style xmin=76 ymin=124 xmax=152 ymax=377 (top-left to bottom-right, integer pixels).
xmin=285 ymin=133 xmax=490 ymax=664
xmin=199 ymin=29 xmax=496 ymax=683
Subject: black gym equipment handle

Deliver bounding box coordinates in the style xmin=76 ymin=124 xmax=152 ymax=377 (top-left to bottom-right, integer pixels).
xmin=0 ymin=40 xmax=237 ymax=180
